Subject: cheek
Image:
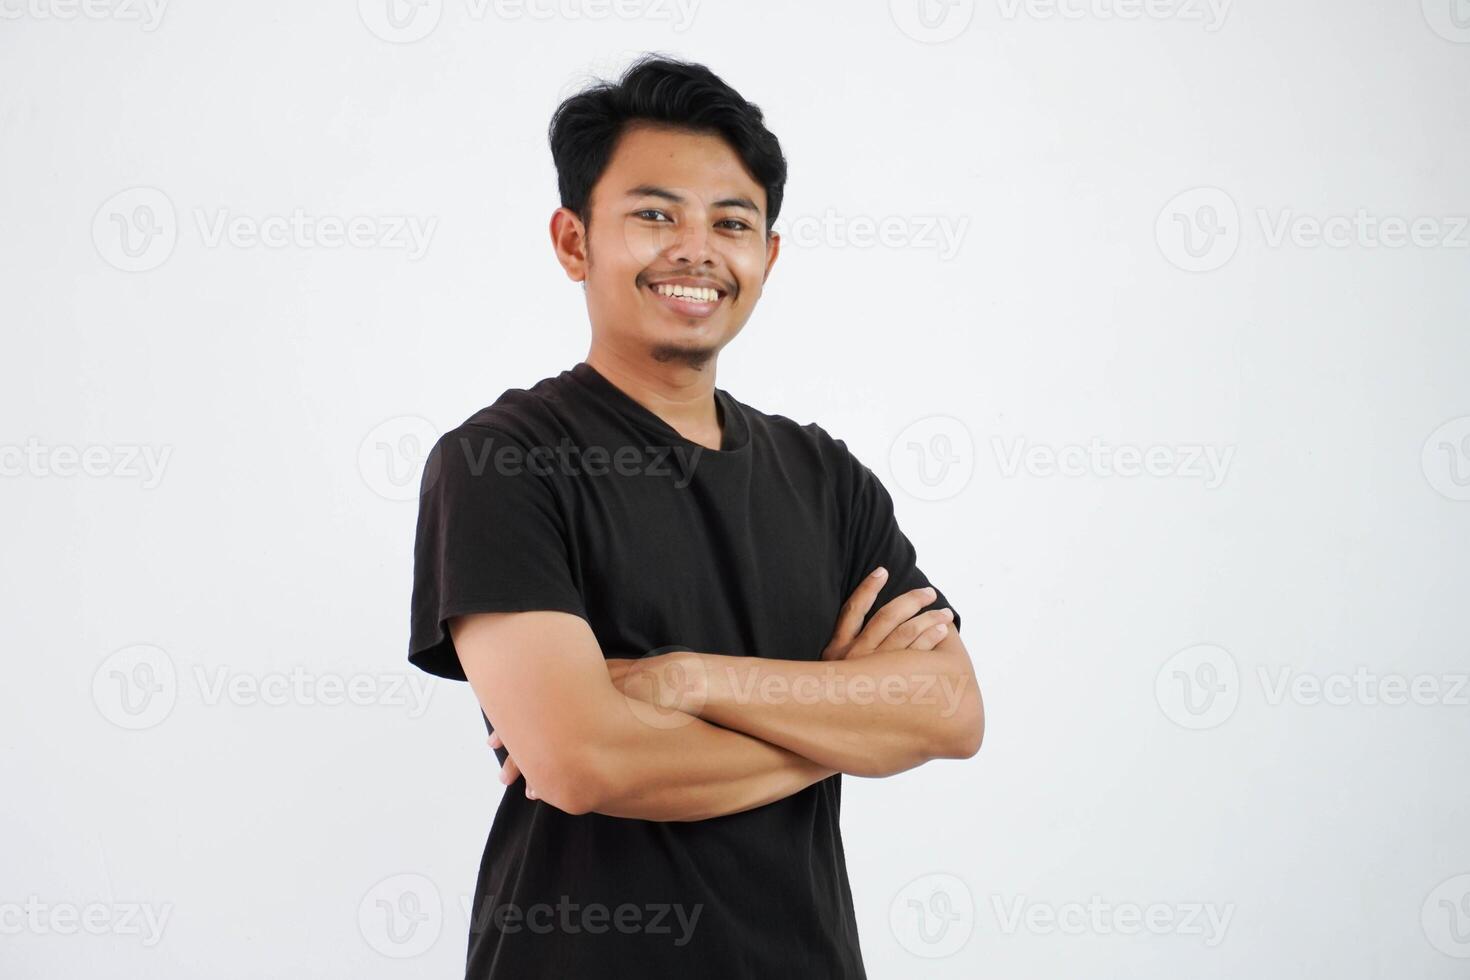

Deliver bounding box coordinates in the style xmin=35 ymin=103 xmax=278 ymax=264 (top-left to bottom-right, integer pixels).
xmin=730 ymin=252 xmax=768 ymax=300
xmin=584 ymin=274 xmax=636 ymax=313
xmin=618 ymin=220 xmax=673 ymax=270
xmin=709 ymin=231 xmax=758 ymax=272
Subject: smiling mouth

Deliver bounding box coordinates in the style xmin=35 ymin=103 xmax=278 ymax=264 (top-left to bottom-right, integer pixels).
xmin=645 ymin=282 xmax=728 ymax=318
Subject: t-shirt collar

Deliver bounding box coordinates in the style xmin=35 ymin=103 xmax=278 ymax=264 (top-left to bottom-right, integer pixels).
xmin=569 ymin=361 xmax=751 ymax=455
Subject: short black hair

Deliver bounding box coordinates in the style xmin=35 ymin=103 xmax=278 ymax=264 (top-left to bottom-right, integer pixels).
xmin=548 ymin=54 xmax=787 ymax=235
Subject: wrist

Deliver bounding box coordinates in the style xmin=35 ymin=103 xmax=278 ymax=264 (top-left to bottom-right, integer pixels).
xmin=684 ymin=653 xmax=756 ymax=714
xmin=657 ymin=650 xmax=710 ymax=715
xmin=677 ymin=651 xmax=708 ymax=710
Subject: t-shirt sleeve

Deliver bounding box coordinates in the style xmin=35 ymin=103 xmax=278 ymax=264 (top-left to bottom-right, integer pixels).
xmin=838 ymin=440 xmax=962 ymax=635
xmin=408 ymin=424 xmax=587 ymax=681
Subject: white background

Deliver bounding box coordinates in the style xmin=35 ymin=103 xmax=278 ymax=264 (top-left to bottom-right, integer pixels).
xmin=4 ymin=1 xmax=1469 ymax=977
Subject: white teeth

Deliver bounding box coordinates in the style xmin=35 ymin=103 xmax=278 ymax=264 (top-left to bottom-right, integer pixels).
xmin=654 ymin=284 xmax=719 ymax=302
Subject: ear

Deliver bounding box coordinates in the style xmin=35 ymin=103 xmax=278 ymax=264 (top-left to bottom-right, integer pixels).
xmin=762 ymin=229 xmax=781 ymax=284
xmin=549 ymin=207 xmax=589 ymax=282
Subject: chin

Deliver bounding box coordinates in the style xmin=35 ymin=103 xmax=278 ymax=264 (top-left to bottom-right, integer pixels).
xmin=649 ymin=340 xmax=721 ymax=368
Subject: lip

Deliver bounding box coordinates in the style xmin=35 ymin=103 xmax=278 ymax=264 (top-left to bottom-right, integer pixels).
xmin=645 ymin=281 xmax=728 ymax=319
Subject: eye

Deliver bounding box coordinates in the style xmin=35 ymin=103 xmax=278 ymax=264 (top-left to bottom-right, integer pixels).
xmin=717 ymin=219 xmax=753 ymax=232
xmin=634 ymin=209 xmax=673 ymax=223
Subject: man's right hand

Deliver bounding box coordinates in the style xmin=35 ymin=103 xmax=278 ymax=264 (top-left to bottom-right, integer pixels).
xmin=487 ymin=730 xmax=537 ymax=800
xmin=820 ymin=566 xmax=954 ymax=662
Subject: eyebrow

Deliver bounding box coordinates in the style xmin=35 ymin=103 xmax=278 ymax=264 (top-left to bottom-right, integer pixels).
xmin=625 ymin=185 xmax=762 ymax=215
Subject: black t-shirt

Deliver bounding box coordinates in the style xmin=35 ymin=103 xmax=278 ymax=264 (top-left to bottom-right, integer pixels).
xmin=408 ymin=361 xmax=961 ymax=979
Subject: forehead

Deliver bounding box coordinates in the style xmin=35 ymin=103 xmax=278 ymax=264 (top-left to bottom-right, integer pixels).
xmin=594 ymin=123 xmax=766 ymax=214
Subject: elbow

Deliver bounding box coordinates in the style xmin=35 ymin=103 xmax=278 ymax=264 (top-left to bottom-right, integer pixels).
xmin=522 ymin=708 xmax=639 ymax=816
xmin=535 ymin=769 xmax=602 ymax=816
xmin=541 ymin=780 xmax=600 ymax=816
xmin=940 ymin=692 xmax=985 ymax=760
xmin=927 ymin=650 xmax=984 ymax=761
xmin=956 ymin=709 xmax=985 ymax=759
xmin=528 ymin=750 xmax=609 ymax=816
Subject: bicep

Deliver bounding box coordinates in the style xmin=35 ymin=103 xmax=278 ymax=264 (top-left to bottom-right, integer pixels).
xmin=449 ymin=609 xmax=619 ymax=801
xmin=408 ymin=424 xmax=588 ymax=681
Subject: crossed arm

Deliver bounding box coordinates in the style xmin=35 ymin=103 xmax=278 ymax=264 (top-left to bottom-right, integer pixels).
xmin=450 ymin=567 xmax=984 ymax=823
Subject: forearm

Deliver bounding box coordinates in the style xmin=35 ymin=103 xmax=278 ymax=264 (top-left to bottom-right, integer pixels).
xmin=688 ymin=644 xmax=982 ymax=778
xmin=579 ymin=707 xmax=836 ymax=822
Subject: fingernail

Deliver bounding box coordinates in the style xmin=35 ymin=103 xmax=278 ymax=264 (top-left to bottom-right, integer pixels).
xmin=924 ymin=587 xmax=936 ymax=598
xmin=936 ymin=624 xmax=948 ymax=635
xmin=871 ymin=567 xmax=887 ymax=579
xmin=942 ymin=607 xmax=954 ymax=618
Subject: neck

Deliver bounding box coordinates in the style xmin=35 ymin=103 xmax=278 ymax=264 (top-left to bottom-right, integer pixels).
xmin=583 ymin=344 xmax=723 ymax=446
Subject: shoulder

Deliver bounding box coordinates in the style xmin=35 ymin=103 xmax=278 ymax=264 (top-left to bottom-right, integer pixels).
xmin=448 ymin=371 xmax=581 ymax=450
xmin=726 ymin=392 xmax=865 ymax=477
xmin=422 ymin=373 xmax=583 ymax=496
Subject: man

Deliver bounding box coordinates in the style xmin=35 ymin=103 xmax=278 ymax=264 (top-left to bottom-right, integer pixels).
xmin=408 ymin=55 xmax=984 ymax=978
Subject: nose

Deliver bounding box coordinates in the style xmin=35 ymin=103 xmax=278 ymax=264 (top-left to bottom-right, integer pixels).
xmin=666 ymin=217 xmax=713 ymax=267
